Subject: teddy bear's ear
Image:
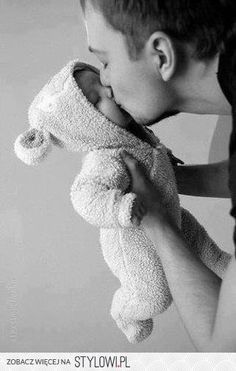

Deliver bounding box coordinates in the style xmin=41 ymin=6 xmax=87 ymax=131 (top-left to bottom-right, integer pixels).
xmin=14 ymin=128 xmax=52 ymax=166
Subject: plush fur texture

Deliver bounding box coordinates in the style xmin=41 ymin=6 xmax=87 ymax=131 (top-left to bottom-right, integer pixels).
xmin=14 ymin=60 xmax=231 ymax=343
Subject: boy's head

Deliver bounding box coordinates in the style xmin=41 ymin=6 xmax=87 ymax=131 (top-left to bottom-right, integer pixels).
xmin=81 ymin=0 xmax=235 ymax=124
xmin=14 ymin=60 xmax=137 ymax=166
xmin=74 ymin=67 xmax=132 ymax=128
xmin=81 ymin=0 xmax=231 ymax=61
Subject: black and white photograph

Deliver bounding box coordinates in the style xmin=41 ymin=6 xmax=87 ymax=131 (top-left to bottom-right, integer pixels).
xmin=1 ymin=0 xmax=236 ymax=361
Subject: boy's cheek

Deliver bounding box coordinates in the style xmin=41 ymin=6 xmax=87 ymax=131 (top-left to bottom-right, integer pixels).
xmin=88 ymin=90 xmax=99 ymax=105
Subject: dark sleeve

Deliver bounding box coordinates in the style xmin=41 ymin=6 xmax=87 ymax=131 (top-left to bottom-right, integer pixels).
xmin=229 ymin=86 xmax=236 ymax=251
xmin=218 ymin=31 xmax=236 ymax=253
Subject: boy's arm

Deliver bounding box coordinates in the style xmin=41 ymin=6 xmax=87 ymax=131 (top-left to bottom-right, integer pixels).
xmin=145 ymin=216 xmax=236 ymax=351
xmin=121 ymin=151 xmax=236 ymax=351
xmin=173 ymin=160 xmax=230 ymax=198
xmin=159 ymin=141 xmax=229 ymax=198
xmin=70 ymin=154 xmax=138 ymax=229
xmin=71 ymin=180 xmax=137 ymax=228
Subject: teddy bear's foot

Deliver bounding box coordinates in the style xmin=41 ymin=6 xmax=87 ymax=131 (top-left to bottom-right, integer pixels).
xmin=116 ymin=318 xmax=153 ymax=344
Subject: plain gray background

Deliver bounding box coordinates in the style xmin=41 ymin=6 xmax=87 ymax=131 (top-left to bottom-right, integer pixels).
xmin=0 ymin=0 xmax=234 ymax=352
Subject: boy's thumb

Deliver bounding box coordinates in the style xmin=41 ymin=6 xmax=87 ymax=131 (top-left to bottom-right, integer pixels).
xmin=120 ymin=150 xmax=138 ymax=170
xmin=120 ymin=150 xmax=146 ymax=178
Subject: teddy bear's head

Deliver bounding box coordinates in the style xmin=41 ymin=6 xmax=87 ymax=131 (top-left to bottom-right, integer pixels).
xmin=14 ymin=60 xmax=123 ymax=166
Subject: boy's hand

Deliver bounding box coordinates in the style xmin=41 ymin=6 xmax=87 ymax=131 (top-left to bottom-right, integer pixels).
xmin=121 ymin=151 xmax=160 ymax=211
xmin=120 ymin=150 xmax=171 ymax=229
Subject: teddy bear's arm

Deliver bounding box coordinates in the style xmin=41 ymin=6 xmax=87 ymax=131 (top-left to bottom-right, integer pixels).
xmin=70 ymin=156 xmax=137 ymax=228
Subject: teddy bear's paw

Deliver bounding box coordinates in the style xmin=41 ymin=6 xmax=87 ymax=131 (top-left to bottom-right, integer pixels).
xmin=117 ymin=318 xmax=153 ymax=344
xmin=111 ymin=292 xmax=157 ymax=322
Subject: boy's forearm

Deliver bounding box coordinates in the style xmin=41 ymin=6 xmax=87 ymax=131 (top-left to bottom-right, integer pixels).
xmin=174 ymin=160 xmax=230 ymax=198
xmin=143 ymin=213 xmax=222 ymax=351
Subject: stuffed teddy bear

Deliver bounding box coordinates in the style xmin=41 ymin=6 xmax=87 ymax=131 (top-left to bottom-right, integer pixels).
xmin=14 ymin=60 xmax=231 ymax=343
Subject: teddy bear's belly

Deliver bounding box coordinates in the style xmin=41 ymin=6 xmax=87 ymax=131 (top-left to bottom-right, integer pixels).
xmin=100 ymin=227 xmax=171 ymax=307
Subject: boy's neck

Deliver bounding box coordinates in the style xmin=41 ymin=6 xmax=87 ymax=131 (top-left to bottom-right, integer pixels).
xmin=127 ymin=120 xmax=157 ymax=146
xmin=176 ymin=54 xmax=231 ymax=116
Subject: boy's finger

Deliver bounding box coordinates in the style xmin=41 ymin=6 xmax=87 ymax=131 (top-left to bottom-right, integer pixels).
xmin=120 ymin=150 xmax=146 ymax=176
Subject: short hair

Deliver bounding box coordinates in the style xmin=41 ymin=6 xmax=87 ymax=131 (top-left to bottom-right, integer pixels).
xmin=80 ymin=0 xmax=235 ymax=60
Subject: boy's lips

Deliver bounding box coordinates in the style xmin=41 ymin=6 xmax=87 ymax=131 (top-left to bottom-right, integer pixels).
xmin=114 ymin=99 xmax=123 ymax=109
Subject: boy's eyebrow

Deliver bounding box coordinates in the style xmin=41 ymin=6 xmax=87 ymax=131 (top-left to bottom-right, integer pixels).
xmin=88 ymin=45 xmax=106 ymax=55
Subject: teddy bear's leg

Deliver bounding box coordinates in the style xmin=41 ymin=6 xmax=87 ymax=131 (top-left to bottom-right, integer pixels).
xmin=110 ymin=287 xmax=155 ymax=343
xmin=115 ymin=317 xmax=153 ymax=344
xmin=100 ymin=228 xmax=172 ymax=342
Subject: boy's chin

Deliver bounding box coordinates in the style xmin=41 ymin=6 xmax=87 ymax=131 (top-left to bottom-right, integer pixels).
xmin=130 ymin=110 xmax=180 ymax=126
xmin=130 ymin=117 xmax=153 ymax=126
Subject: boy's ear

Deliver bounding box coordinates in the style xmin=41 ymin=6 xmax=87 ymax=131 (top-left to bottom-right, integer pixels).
xmin=146 ymin=31 xmax=176 ymax=81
